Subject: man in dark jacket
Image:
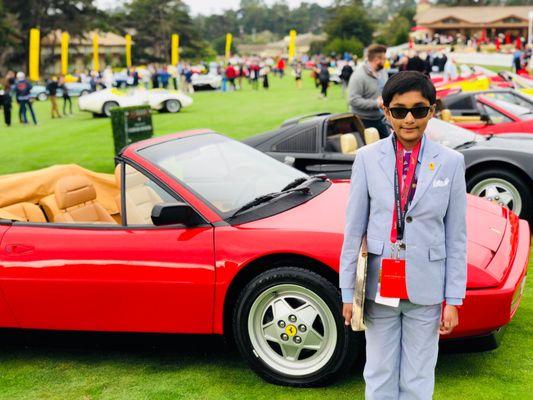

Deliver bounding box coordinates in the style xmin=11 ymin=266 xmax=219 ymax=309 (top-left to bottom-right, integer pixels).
xmin=14 ymin=72 xmax=37 ymax=125
xmin=318 ymin=62 xmax=330 ymax=98
xmin=46 ymin=76 xmax=61 ymax=118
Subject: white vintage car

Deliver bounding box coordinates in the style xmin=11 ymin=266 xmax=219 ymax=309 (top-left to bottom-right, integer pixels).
xmin=78 ymin=88 xmax=193 ymax=117
xmin=191 ymin=73 xmax=222 ymax=90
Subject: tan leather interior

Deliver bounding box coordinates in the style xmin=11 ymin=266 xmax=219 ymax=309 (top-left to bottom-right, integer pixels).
xmin=340 ymin=133 xmax=358 ymax=154
xmin=54 ymin=176 xmax=116 ymax=224
xmin=440 ymin=109 xmax=452 ymax=122
xmin=364 ymin=128 xmax=380 ymax=144
xmin=39 ymin=194 xmax=61 ymax=222
xmin=114 ymin=164 xmax=163 ymax=225
xmin=2 ymin=202 xmax=47 ymax=223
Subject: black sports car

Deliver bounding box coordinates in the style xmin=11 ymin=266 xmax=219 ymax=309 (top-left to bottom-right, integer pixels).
xmin=440 ymin=89 xmax=532 ymax=117
xmin=244 ymin=112 xmax=533 ymax=223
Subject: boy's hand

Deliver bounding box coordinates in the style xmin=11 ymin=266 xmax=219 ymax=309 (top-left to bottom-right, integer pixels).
xmin=439 ymin=305 xmax=459 ymax=335
xmin=342 ymin=303 xmax=353 ymax=326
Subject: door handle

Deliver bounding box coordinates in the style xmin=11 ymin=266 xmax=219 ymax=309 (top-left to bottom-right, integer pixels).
xmin=5 ymin=244 xmax=35 ymax=255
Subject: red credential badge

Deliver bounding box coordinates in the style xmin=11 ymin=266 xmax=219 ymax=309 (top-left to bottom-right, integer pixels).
xmin=380 ymin=258 xmax=408 ymax=299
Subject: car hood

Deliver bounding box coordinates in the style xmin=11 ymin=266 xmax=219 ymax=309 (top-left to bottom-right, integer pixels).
xmin=243 ymin=180 xmax=510 ymax=287
xmin=473 ymin=133 xmax=533 ymax=151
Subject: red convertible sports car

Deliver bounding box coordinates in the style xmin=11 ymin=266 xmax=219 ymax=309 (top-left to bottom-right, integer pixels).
xmin=0 ymin=131 xmax=530 ymax=387
xmin=441 ymin=95 xmax=533 ymax=135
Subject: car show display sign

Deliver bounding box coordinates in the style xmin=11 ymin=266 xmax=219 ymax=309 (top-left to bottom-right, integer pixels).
xmin=110 ymin=105 xmax=153 ymax=155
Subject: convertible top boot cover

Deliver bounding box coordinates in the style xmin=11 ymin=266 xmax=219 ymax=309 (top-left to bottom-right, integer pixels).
xmin=0 ymin=164 xmax=118 ymax=222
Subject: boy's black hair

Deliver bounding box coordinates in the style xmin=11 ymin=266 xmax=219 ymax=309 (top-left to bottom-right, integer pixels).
xmin=382 ymin=71 xmax=436 ymax=107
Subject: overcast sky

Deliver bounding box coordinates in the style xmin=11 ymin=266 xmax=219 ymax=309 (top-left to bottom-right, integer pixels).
xmin=96 ymin=0 xmax=333 ymax=15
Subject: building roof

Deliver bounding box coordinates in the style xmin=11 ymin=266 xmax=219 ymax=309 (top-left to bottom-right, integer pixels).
xmin=42 ymin=30 xmax=128 ymax=46
xmin=415 ymin=6 xmax=532 ymax=25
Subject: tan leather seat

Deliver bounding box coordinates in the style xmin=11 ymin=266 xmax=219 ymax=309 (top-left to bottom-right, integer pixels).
xmin=2 ymin=202 xmax=47 ymax=223
xmin=340 ymin=133 xmax=358 ymax=154
xmin=114 ymin=164 xmax=163 ymax=225
xmin=39 ymin=194 xmax=61 ymax=222
xmin=440 ymin=109 xmax=452 ymax=122
xmin=364 ymin=127 xmax=380 ymax=144
xmin=54 ymin=175 xmax=116 ymax=224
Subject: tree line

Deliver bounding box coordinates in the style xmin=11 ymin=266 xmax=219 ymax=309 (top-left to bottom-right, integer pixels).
xmin=0 ymin=0 xmax=531 ymax=70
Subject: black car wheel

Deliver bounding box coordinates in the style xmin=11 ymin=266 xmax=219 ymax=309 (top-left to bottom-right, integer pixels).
xmin=79 ymin=90 xmax=90 ymax=97
xmin=37 ymin=92 xmax=48 ymax=101
xmin=468 ymin=168 xmax=532 ymax=223
xmin=233 ymin=266 xmax=360 ymax=387
xmin=102 ymin=101 xmax=119 ymax=117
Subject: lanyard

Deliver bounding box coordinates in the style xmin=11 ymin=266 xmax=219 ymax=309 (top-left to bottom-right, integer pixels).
xmin=390 ymin=136 xmax=421 ymax=245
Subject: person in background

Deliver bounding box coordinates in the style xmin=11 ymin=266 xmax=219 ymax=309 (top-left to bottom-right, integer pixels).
xmin=250 ymin=61 xmax=260 ymax=90
xmin=14 ymin=72 xmax=37 ymax=125
xmin=225 ymin=63 xmax=237 ymax=91
xmin=276 ymin=57 xmax=286 ymax=78
xmin=131 ymin=67 xmax=139 ymax=87
xmin=340 ymin=61 xmax=354 ymax=95
xmin=237 ymin=63 xmax=245 ymax=90
xmin=513 ymin=49 xmax=523 ymax=73
xmin=46 ymin=76 xmax=61 ymax=118
xmin=261 ymin=64 xmax=270 ymax=90
xmin=348 ymin=44 xmax=389 ymax=138
xmin=317 ymin=62 xmax=330 ymax=98
xmin=1 ymin=71 xmax=14 ymax=127
xmin=159 ymin=66 xmax=171 ymax=89
xmin=294 ymin=62 xmax=303 ymax=89
xmin=141 ymin=67 xmax=151 ymax=90
xmin=150 ymin=64 xmax=159 ymax=89
xmin=443 ymin=54 xmax=458 ymax=82
xmin=58 ymin=75 xmax=72 ymax=115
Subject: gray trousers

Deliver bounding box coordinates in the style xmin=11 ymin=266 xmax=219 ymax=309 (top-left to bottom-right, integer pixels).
xmin=364 ymin=300 xmax=442 ymax=400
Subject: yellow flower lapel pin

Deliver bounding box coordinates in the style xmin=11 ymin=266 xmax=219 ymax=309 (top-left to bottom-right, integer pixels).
xmin=429 ymin=162 xmax=435 ymax=171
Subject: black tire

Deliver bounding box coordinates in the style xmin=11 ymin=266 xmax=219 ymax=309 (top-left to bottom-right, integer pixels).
xmin=102 ymin=101 xmax=119 ymax=117
xmin=232 ymin=266 xmax=361 ymax=387
xmin=37 ymin=92 xmax=48 ymax=101
xmin=467 ymin=167 xmax=533 ymax=223
xmin=79 ymin=90 xmax=90 ymax=97
xmin=164 ymin=99 xmax=181 ymax=113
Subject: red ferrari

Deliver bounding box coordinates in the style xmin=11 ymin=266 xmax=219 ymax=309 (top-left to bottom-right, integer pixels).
xmin=0 ymin=131 xmax=530 ymax=386
xmin=444 ymin=95 xmax=533 ymax=135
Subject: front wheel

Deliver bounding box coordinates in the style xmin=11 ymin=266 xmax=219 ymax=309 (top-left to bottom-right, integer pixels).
xmin=164 ymin=99 xmax=181 ymax=113
xmin=37 ymin=92 xmax=48 ymax=101
xmin=102 ymin=101 xmax=119 ymax=117
xmin=233 ymin=266 xmax=361 ymax=387
xmin=468 ymin=168 xmax=532 ymax=223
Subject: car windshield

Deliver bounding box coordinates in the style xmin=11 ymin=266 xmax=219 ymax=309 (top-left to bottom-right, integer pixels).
xmin=425 ymin=118 xmax=477 ymax=148
xmin=485 ymin=98 xmax=532 ymax=118
xmin=138 ymin=133 xmax=308 ymax=215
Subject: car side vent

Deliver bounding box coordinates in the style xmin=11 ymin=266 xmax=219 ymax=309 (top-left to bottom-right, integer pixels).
xmin=273 ymin=127 xmax=318 ymax=153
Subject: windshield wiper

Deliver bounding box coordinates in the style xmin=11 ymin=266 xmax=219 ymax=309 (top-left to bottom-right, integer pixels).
xmin=281 ymin=174 xmax=327 ymax=192
xmin=231 ymin=187 xmax=311 ymax=218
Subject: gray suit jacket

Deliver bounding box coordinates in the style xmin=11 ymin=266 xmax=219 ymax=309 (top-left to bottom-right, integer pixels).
xmin=340 ymin=134 xmax=467 ymax=306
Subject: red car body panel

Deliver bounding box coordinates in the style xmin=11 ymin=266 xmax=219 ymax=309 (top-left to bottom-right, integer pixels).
xmin=0 ymin=131 xmax=529 ymax=343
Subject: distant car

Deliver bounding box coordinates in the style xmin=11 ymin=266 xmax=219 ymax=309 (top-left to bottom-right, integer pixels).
xmin=244 ymin=113 xmax=533 ymax=222
xmin=440 ymin=90 xmax=533 ymax=116
xmin=191 ymin=73 xmax=222 ymax=90
xmin=30 ymin=82 xmax=92 ymax=101
xmin=78 ymin=88 xmax=193 ymax=117
xmin=440 ymin=95 xmax=533 ymax=135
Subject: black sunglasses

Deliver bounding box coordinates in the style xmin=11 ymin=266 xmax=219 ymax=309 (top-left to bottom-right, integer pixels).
xmin=388 ymin=106 xmax=433 ymax=119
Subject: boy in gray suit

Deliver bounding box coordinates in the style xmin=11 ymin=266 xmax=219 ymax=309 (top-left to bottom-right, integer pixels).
xmin=340 ymin=71 xmax=467 ymax=399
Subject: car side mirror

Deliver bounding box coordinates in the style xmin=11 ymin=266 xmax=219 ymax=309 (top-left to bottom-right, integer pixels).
xmin=480 ymin=113 xmax=491 ymax=124
xmin=151 ymin=202 xmax=204 ymax=227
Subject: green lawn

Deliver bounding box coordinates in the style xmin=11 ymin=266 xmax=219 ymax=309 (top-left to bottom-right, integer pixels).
xmin=0 ymin=74 xmax=531 ymax=399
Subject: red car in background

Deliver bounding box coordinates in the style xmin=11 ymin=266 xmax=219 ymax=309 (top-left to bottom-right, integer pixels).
xmin=442 ymin=95 xmax=533 ymax=135
xmin=0 ymin=131 xmax=530 ymax=386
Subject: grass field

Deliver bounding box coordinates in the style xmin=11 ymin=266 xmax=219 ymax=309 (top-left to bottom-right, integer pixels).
xmin=0 ymin=74 xmax=531 ymax=399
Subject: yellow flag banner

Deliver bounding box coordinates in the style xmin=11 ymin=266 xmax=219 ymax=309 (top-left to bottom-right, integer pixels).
xmin=61 ymin=32 xmax=69 ymax=75
xmin=29 ymin=28 xmax=40 ymax=81
xmin=288 ymin=29 xmax=297 ymax=62
xmin=125 ymin=34 xmax=132 ymax=68
xmin=92 ymin=33 xmax=99 ymax=72
xmin=171 ymin=34 xmax=179 ymax=65
xmin=225 ymin=33 xmax=232 ymax=60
